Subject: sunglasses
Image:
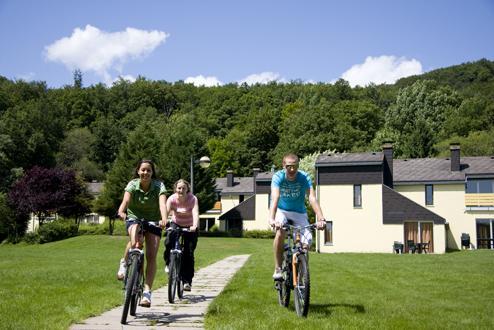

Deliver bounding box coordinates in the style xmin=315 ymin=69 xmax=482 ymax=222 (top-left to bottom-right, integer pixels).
xmin=285 ymin=164 xmax=299 ymax=170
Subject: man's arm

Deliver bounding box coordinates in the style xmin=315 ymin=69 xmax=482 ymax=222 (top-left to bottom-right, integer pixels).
xmin=307 ymin=187 xmax=326 ymax=229
xmin=268 ymin=186 xmax=280 ymax=227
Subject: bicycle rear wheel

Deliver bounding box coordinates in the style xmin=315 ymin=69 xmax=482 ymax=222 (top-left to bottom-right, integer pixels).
xmin=168 ymin=253 xmax=179 ymax=303
xmin=130 ymin=255 xmax=144 ymax=316
xmin=121 ymin=254 xmax=139 ymax=324
xmin=294 ymin=253 xmax=310 ymax=317
xmin=277 ymin=251 xmax=291 ymax=307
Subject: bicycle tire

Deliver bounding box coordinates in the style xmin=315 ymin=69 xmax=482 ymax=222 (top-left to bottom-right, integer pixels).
xmin=176 ymin=255 xmax=184 ymax=299
xmin=130 ymin=254 xmax=144 ymax=316
xmin=168 ymin=253 xmax=178 ymax=303
xmin=277 ymin=251 xmax=291 ymax=307
xmin=294 ymin=253 xmax=310 ymax=317
xmin=121 ymin=254 xmax=139 ymax=324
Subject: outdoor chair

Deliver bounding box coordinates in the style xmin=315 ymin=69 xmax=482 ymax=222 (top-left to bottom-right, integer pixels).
xmin=393 ymin=241 xmax=404 ymax=254
xmin=407 ymin=240 xmax=417 ymax=254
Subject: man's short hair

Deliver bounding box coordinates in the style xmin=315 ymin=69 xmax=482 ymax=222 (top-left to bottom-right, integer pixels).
xmin=282 ymin=153 xmax=299 ymax=164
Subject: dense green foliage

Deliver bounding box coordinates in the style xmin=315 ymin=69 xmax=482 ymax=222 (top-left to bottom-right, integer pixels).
xmin=1 ymin=59 xmax=493 ymax=236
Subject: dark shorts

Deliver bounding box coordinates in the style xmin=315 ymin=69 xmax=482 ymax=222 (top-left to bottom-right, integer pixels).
xmin=126 ymin=219 xmax=162 ymax=237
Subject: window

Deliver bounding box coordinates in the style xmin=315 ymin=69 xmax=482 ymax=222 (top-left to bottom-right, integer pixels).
xmin=324 ymin=221 xmax=333 ymax=245
xmin=425 ymin=184 xmax=434 ymax=206
xmin=466 ymin=179 xmax=494 ymax=193
xmin=353 ymin=184 xmax=362 ymax=207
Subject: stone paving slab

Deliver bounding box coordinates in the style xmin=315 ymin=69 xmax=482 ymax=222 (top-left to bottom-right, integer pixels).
xmin=70 ymin=254 xmax=250 ymax=330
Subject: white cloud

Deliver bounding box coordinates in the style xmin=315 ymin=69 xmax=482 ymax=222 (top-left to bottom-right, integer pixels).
xmin=184 ymin=75 xmax=222 ymax=87
xmin=44 ymin=25 xmax=168 ymax=85
xmin=238 ymin=71 xmax=285 ymax=85
xmin=341 ymin=55 xmax=422 ymax=87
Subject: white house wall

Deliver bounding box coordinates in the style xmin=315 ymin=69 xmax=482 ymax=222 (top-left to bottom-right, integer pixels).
xmin=395 ymin=183 xmax=487 ymax=249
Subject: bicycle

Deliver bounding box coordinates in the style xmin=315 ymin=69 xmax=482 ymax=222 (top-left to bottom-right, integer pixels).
xmin=275 ymin=221 xmax=319 ymax=317
xmin=166 ymin=226 xmax=190 ymax=304
xmin=120 ymin=218 xmax=146 ymax=325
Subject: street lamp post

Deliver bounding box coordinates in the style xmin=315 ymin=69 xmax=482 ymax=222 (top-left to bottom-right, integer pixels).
xmin=190 ymin=155 xmax=211 ymax=194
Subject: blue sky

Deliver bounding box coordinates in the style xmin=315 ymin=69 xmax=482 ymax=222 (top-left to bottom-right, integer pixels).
xmin=0 ymin=0 xmax=493 ymax=88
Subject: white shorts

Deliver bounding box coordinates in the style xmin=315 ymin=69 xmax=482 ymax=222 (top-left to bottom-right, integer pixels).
xmin=275 ymin=209 xmax=312 ymax=245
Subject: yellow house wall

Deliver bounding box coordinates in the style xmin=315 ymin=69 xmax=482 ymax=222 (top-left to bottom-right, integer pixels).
xmin=243 ymin=193 xmax=272 ymax=231
xmin=395 ymin=183 xmax=491 ymax=249
xmin=317 ymin=184 xmax=402 ymax=253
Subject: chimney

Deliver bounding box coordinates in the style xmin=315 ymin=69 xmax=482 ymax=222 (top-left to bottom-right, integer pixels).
xmin=226 ymin=170 xmax=234 ymax=187
xmin=382 ymin=142 xmax=394 ymax=189
xmin=252 ymin=168 xmax=260 ymax=194
xmin=450 ymin=143 xmax=460 ymax=171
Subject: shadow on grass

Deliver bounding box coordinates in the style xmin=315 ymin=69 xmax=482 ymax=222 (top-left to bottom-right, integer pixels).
xmin=310 ymin=303 xmax=366 ymax=316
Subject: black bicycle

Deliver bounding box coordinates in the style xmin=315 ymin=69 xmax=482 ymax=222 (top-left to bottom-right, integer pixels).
xmin=120 ymin=218 xmax=146 ymax=324
xmin=275 ymin=222 xmax=318 ymax=317
xmin=167 ymin=226 xmax=190 ymax=304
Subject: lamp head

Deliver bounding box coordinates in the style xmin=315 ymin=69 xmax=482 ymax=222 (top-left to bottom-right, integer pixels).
xmin=199 ymin=156 xmax=211 ymax=169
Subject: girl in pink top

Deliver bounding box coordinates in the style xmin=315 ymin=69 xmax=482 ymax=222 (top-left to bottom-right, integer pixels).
xmin=164 ymin=179 xmax=199 ymax=291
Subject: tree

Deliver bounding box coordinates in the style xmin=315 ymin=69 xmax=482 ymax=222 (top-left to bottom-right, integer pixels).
xmin=73 ymin=69 xmax=83 ymax=89
xmin=384 ymin=80 xmax=462 ymax=158
xmin=8 ymin=166 xmax=91 ymax=226
xmin=56 ymin=127 xmax=103 ymax=181
xmin=0 ymin=192 xmax=27 ymax=243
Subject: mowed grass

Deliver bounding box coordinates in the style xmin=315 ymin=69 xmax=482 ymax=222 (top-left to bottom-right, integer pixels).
xmin=0 ymin=235 xmax=265 ymax=330
xmin=205 ymin=249 xmax=494 ymax=329
xmin=1 ymin=236 xmax=493 ymax=329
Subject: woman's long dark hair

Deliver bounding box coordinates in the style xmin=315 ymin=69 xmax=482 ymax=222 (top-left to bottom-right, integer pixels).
xmin=133 ymin=159 xmax=157 ymax=179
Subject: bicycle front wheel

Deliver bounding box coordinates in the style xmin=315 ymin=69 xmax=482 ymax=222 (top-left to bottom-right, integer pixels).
xmin=121 ymin=254 xmax=139 ymax=324
xmin=277 ymin=251 xmax=290 ymax=307
xmin=168 ymin=253 xmax=179 ymax=303
xmin=294 ymin=253 xmax=310 ymax=317
xmin=177 ymin=254 xmax=184 ymax=299
xmin=130 ymin=255 xmax=144 ymax=316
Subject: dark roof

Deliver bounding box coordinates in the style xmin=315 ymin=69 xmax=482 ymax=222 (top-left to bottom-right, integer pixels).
xmin=218 ymin=195 xmax=256 ymax=221
xmin=316 ymin=152 xmax=384 ymax=166
xmin=382 ymin=185 xmax=446 ymax=224
xmin=316 ymin=152 xmax=494 ymax=183
xmin=394 ymin=156 xmax=494 ymax=183
xmin=215 ymin=177 xmax=254 ymax=195
xmin=255 ymin=171 xmax=274 ymax=181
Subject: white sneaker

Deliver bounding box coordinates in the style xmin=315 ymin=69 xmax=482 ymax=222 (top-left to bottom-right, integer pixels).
xmin=117 ymin=258 xmax=126 ymax=280
xmin=140 ymin=291 xmax=151 ymax=307
xmin=272 ymin=267 xmax=282 ymax=280
xmin=165 ymin=265 xmax=169 ymax=273
xmin=184 ymin=283 xmax=191 ymax=291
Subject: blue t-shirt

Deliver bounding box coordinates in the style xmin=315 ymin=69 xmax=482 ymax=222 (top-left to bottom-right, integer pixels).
xmin=271 ymin=170 xmax=312 ymax=213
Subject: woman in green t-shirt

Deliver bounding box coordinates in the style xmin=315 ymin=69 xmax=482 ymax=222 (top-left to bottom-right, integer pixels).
xmin=116 ymin=159 xmax=168 ymax=308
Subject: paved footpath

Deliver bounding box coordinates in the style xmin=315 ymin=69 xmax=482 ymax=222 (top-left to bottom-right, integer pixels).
xmin=70 ymin=254 xmax=250 ymax=330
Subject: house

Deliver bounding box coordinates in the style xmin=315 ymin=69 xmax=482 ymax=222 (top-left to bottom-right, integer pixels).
xmin=249 ymin=144 xmax=493 ymax=253
xmin=315 ymin=144 xmax=494 ymax=253
xmin=199 ymin=169 xmax=258 ymax=231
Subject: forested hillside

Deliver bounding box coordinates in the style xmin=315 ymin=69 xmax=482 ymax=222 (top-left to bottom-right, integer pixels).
xmin=1 ymin=58 xmax=493 ymax=227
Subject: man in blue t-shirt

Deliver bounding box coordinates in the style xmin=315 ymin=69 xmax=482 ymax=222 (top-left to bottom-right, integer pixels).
xmin=269 ymin=153 xmax=327 ymax=280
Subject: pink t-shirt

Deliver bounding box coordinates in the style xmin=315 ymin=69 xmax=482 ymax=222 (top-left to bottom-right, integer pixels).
xmin=169 ymin=193 xmax=197 ymax=227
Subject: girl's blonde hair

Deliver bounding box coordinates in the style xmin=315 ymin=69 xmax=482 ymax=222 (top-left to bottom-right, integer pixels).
xmin=173 ymin=179 xmax=191 ymax=193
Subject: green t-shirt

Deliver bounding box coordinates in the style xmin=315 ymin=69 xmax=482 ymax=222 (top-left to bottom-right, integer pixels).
xmin=125 ymin=178 xmax=166 ymax=221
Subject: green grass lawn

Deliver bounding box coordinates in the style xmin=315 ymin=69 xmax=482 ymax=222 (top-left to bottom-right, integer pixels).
xmin=206 ymin=248 xmax=494 ymax=329
xmin=1 ymin=236 xmax=493 ymax=329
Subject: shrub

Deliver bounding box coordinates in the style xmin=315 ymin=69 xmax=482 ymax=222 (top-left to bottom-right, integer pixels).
xmin=22 ymin=232 xmax=40 ymax=244
xmin=37 ymin=220 xmax=78 ymax=244
xmin=243 ymin=230 xmax=275 ymax=239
